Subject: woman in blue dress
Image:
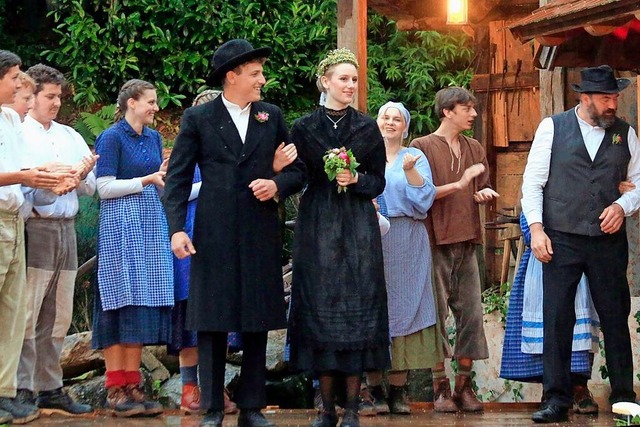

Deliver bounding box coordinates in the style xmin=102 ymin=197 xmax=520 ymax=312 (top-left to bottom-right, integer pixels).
xmin=364 ymin=102 xmax=443 ymax=415
xmin=92 ymin=79 xmax=173 ymax=417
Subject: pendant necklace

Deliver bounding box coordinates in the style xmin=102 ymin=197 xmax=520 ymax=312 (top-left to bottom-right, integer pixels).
xmin=326 ymin=114 xmax=346 ymax=129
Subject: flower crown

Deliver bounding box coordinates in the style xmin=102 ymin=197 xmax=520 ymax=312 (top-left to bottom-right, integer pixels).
xmin=316 ymin=48 xmax=359 ymax=78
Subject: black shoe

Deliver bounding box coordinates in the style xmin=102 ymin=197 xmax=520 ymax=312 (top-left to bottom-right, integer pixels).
xmin=532 ymin=405 xmax=569 ymax=423
xmin=0 ymin=396 xmax=39 ymax=424
xmin=0 ymin=408 xmax=12 ymax=424
xmin=37 ymin=387 xmax=93 ymax=416
xmin=200 ymin=410 xmax=224 ymax=427
xmin=15 ymin=389 xmax=35 ymax=407
xmin=340 ymin=409 xmax=359 ymax=427
xmin=312 ymin=410 xmax=338 ymax=427
xmin=238 ymin=409 xmax=275 ymax=427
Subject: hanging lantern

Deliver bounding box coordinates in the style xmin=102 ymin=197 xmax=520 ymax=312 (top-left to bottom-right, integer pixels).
xmin=447 ymin=0 xmax=468 ymax=25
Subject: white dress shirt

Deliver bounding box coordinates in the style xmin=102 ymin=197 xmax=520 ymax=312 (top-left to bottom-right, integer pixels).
xmin=0 ymin=107 xmax=26 ymax=213
xmin=22 ymin=115 xmax=96 ymax=218
xmin=522 ymin=106 xmax=640 ymax=225
xmin=222 ymin=94 xmax=251 ymax=143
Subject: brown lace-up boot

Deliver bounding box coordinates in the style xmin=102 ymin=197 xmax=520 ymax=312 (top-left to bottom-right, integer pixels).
xmin=106 ymin=387 xmax=145 ymax=417
xmin=433 ymin=377 xmax=458 ymax=412
xmin=452 ymin=375 xmax=483 ymax=412
xmin=572 ymin=384 xmax=598 ymax=415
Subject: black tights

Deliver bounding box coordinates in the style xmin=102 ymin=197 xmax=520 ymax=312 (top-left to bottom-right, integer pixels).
xmin=318 ymin=371 xmax=361 ymax=413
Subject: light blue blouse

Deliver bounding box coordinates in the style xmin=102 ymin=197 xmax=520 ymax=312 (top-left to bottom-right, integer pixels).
xmin=382 ymin=147 xmax=436 ymax=219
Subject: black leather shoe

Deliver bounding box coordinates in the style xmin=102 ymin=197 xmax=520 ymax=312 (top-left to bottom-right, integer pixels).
xmin=532 ymin=405 xmax=569 ymax=423
xmin=238 ymin=409 xmax=275 ymax=427
xmin=200 ymin=410 xmax=224 ymax=427
xmin=312 ymin=410 xmax=338 ymax=427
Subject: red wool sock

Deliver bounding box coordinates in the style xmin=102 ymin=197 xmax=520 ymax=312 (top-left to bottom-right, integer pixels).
xmin=105 ymin=370 xmax=126 ymax=388
xmin=125 ymin=370 xmax=142 ymax=386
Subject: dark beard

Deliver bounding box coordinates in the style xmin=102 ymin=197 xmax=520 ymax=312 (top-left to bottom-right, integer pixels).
xmin=587 ymin=103 xmax=616 ymax=128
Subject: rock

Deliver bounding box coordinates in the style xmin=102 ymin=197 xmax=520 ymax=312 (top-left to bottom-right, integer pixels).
xmin=67 ymin=374 xmax=106 ymax=408
xmin=141 ymin=347 xmax=170 ymax=383
xmin=157 ymin=374 xmax=182 ymax=409
xmin=265 ymin=374 xmax=313 ymax=409
xmin=60 ymin=331 xmax=103 ymax=379
xmin=146 ymin=345 xmax=180 ymax=373
xmin=225 ymin=363 xmax=241 ymax=392
xmin=265 ymin=329 xmax=287 ymax=374
xmin=226 ymin=329 xmax=288 ymax=374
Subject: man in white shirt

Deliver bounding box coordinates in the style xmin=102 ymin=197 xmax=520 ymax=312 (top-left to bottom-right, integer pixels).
xmin=15 ymin=64 xmax=98 ymax=417
xmin=522 ymin=65 xmax=640 ymax=423
xmin=0 ymin=50 xmax=65 ymax=425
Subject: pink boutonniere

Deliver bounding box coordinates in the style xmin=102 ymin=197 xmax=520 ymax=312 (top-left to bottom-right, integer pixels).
xmin=612 ymin=133 xmax=622 ymax=145
xmin=255 ymin=111 xmax=269 ymax=123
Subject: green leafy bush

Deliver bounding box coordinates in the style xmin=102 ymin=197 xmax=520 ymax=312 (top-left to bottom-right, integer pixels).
xmin=43 ymin=1 xmax=472 ymax=131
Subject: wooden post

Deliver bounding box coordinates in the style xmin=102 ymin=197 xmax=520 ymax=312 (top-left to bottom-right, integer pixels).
xmin=337 ymin=0 xmax=368 ymax=112
xmin=538 ymin=0 xmax=565 ymax=117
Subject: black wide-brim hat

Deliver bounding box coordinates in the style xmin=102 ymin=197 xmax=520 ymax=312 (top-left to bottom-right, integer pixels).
xmin=571 ymin=65 xmax=630 ymax=94
xmin=207 ymin=39 xmax=271 ymax=87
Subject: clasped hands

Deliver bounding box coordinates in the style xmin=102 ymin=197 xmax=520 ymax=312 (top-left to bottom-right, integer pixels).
xmin=39 ymin=154 xmax=99 ymax=195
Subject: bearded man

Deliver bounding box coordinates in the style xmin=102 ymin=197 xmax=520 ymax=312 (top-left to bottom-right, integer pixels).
xmin=522 ymin=65 xmax=640 ymax=423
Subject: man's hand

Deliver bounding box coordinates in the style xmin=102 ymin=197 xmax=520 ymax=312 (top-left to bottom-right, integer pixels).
xmin=21 ymin=167 xmax=67 ymax=189
xmin=249 ymin=179 xmax=278 ymax=201
xmin=599 ymin=203 xmax=624 ymax=234
xmin=336 ymin=169 xmax=357 ymax=188
xmin=273 ymin=142 xmax=297 ymax=173
xmin=52 ymin=175 xmax=81 ymax=195
xmin=171 ymin=231 xmax=196 ymax=259
xmin=473 ymin=188 xmax=500 ymax=204
xmin=76 ymin=154 xmax=99 ymax=180
xmin=619 ymin=180 xmax=636 ymax=194
xmin=457 ymin=163 xmax=485 ymax=189
xmin=530 ymin=222 xmax=553 ymax=263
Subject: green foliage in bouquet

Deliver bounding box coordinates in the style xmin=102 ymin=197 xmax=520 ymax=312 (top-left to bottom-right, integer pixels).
xmin=323 ymin=147 xmax=359 ymax=193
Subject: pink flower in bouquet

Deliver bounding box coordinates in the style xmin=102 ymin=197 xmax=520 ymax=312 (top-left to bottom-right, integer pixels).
xmin=338 ymin=151 xmax=350 ymax=164
xmin=322 ymin=147 xmax=360 ymax=193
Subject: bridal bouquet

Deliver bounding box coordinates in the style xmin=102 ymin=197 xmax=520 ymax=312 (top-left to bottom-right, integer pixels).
xmin=322 ymin=147 xmax=359 ymax=193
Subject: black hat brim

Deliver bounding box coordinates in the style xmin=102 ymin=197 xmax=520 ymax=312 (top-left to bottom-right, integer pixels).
xmin=571 ymin=78 xmax=631 ymax=93
xmin=206 ymin=47 xmax=272 ymax=87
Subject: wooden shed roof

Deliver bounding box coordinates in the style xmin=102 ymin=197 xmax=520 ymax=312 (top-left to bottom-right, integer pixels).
xmin=509 ymin=0 xmax=640 ymax=44
xmin=368 ymin=0 xmax=539 ymax=31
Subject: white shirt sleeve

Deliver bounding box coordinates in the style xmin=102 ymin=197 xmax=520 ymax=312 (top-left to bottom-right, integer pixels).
xmin=72 ymin=130 xmax=97 ymax=197
xmin=188 ymin=182 xmax=202 ymax=202
xmin=614 ymin=126 xmax=640 ymax=215
xmin=521 ymin=117 xmax=554 ymax=226
xmin=378 ymin=213 xmax=390 ymax=236
xmin=97 ymin=176 xmax=144 ymax=199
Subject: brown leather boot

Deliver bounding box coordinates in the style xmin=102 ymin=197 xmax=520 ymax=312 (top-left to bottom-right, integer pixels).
xmin=433 ymin=377 xmax=458 ymax=413
xmin=452 ymin=375 xmax=483 ymax=412
xmin=125 ymin=384 xmax=163 ymax=416
xmin=572 ymin=384 xmax=598 ymax=415
xmin=387 ymin=385 xmax=411 ymax=415
xmin=106 ymin=387 xmax=145 ymax=417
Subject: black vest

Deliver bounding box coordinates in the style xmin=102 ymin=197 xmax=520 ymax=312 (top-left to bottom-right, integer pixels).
xmin=543 ymin=108 xmax=630 ymax=236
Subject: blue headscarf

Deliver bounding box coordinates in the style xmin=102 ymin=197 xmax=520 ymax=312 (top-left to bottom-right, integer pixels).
xmin=376 ymin=101 xmax=411 ymax=139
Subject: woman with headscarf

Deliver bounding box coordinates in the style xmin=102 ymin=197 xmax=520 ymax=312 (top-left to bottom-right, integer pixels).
xmin=363 ymin=102 xmax=442 ymax=415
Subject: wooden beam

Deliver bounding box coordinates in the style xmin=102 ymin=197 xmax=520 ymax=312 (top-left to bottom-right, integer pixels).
xmin=337 ymin=0 xmax=368 ymax=112
xmin=470 ymin=71 xmax=540 ymax=92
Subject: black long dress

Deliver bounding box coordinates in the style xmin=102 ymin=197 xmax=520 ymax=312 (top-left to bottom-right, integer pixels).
xmin=288 ymin=106 xmax=390 ymax=374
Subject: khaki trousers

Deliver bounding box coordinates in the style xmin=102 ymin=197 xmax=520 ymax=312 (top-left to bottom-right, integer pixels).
xmin=0 ymin=211 xmax=26 ymax=398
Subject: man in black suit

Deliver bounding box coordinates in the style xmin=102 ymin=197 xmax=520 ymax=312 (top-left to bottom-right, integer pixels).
xmin=163 ymin=39 xmax=305 ymax=427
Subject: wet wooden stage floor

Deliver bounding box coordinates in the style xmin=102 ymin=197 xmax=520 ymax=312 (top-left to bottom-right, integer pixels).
xmin=28 ymin=404 xmax=625 ymax=426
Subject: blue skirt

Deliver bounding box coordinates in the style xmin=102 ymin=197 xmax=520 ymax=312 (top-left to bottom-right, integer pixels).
xmin=500 ymin=242 xmax=592 ymax=380
xmin=92 ymin=282 xmax=171 ymax=349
